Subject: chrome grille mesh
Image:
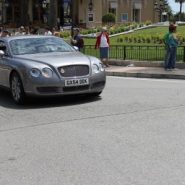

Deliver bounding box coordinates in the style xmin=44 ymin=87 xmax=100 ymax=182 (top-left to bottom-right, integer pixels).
xmin=58 ymin=65 xmax=89 ymax=77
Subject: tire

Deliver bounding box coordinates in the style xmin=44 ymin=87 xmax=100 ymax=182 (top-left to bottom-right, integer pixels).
xmin=10 ymin=72 xmax=26 ymax=104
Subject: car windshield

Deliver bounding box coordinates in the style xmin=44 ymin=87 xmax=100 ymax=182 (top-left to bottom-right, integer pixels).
xmin=9 ymin=37 xmax=75 ymax=55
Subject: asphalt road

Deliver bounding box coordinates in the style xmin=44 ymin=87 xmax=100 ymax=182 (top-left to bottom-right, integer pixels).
xmin=1 ymin=76 xmax=185 ymax=185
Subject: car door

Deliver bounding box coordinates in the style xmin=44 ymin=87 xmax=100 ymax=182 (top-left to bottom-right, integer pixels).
xmin=0 ymin=40 xmax=11 ymax=87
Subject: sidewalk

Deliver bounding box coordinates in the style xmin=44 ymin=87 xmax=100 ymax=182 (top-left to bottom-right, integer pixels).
xmin=105 ymin=62 xmax=185 ymax=80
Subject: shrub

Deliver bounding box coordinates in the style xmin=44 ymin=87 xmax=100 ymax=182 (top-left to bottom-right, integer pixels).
xmin=102 ymin=13 xmax=116 ymax=24
xmin=110 ymin=30 xmax=114 ymax=35
xmin=137 ymin=37 xmax=141 ymax=43
xmin=124 ymin=36 xmax=128 ymax=42
xmin=139 ymin=23 xmax=144 ymax=27
xmin=120 ymin=38 xmax=123 ymax=42
xmin=97 ymin=27 xmax=101 ymax=32
xmin=124 ymin=27 xmax=130 ymax=31
xmin=145 ymin=20 xmax=152 ymax=26
xmin=121 ymin=27 xmax=125 ymax=32
xmin=128 ymin=37 xmax=132 ymax=43
xmin=130 ymin=24 xmax=137 ymax=30
xmin=159 ymin=39 xmax=164 ymax=44
xmin=61 ymin=31 xmax=70 ymax=38
xmin=146 ymin=37 xmax=151 ymax=43
xmin=133 ymin=37 xmax=137 ymax=43
xmin=88 ymin=30 xmax=92 ymax=34
xmin=142 ymin=37 xmax=146 ymax=43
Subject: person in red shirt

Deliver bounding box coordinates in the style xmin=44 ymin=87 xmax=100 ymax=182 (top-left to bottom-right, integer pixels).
xmin=95 ymin=27 xmax=110 ymax=67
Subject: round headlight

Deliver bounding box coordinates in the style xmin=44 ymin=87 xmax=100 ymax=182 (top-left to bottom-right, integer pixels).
xmin=30 ymin=68 xmax=41 ymax=78
xmin=42 ymin=68 xmax=53 ymax=78
xmin=92 ymin=64 xmax=100 ymax=74
xmin=99 ymin=63 xmax=105 ymax=71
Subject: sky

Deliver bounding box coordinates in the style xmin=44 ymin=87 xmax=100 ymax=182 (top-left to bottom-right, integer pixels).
xmin=168 ymin=0 xmax=185 ymax=13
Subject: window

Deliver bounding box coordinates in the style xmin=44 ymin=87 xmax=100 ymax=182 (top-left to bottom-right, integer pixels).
xmin=63 ymin=0 xmax=72 ymax=26
xmin=109 ymin=1 xmax=117 ymax=15
xmin=121 ymin=13 xmax=128 ymax=22
xmin=88 ymin=13 xmax=94 ymax=22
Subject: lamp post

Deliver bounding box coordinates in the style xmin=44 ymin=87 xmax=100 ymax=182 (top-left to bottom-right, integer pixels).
xmin=154 ymin=0 xmax=168 ymax=22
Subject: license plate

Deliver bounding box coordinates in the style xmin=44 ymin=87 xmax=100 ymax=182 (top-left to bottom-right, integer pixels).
xmin=65 ymin=78 xmax=89 ymax=87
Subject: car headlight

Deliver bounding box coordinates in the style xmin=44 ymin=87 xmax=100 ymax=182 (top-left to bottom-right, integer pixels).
xmin=92 ymin=63 xmax=105 ymax=74
xmin=30 ymin=68 xmax=41 ymax=78
xmin=92 ymin=64 xmax=100 ymax=74
xmin=42 ymin=68 xmax=53 ymax=78
xmin=99 ymin=63 xmax=105 ymax=71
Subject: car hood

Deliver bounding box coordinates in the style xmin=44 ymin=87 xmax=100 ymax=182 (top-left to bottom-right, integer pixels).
xmin=13 ymin=52 xmax=91 ymax=67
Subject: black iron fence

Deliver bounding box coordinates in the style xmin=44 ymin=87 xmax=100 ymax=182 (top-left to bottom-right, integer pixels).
xmin=82 ymin=45 xmax=185 ymax=62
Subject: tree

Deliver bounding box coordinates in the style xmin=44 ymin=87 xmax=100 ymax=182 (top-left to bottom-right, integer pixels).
xmin=175 ymin=12 xmax=185 ymax=21
xmin=102 ymin=13 xmax=116 ymax=25
xmin=175 ymin=0 xmax=185 ymax=21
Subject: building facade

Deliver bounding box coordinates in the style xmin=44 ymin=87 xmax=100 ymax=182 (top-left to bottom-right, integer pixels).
xmin=0 ymin=0 xmax=160 ymax=28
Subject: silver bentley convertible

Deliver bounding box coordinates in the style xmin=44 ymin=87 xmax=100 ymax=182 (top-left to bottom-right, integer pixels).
xmin=0 ymin=35 xmax=106 ymax=104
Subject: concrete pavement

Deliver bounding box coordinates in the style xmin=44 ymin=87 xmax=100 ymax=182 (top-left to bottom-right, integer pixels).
xmin=105 ymin=60 xmax=185 ymax=80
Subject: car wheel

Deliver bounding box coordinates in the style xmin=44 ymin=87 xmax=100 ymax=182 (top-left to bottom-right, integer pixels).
xmin=10 ymin=72 xmax=26 ymax=104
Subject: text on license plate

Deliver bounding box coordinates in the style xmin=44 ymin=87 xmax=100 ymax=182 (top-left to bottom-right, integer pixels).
xmin=65 ymin=78 xmax=89 ymax=87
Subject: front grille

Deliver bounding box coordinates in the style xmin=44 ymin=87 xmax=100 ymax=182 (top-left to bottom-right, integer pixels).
xmin=58 ymin=65 xmax=89 ymax=77
xmin=63 ymin=85 xmax=89 ymax=92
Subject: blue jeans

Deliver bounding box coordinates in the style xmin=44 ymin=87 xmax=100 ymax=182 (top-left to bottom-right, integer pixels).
xmin=164 ymin=47 xmax=177 ymax=69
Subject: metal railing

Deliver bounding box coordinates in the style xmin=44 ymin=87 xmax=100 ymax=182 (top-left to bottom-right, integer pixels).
xmin=82 ymin=45 xmax=185 ymax=62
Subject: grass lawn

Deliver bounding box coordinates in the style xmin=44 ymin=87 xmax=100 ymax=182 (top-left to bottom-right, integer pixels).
xmin=83 ymin=26 xmax=185 ymax=46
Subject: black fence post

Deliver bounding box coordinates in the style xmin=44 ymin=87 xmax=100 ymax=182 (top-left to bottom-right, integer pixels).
xmin=124 ymin=45 xmax=126 ymax=60
xmin=184 ymin=46 xmax=185 ymax=62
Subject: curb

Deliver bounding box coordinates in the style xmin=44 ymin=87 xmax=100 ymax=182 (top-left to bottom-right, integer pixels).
xmin=108 ymin=60 xmax=185 ymax=69
xmin=105 ymin=60 xmax=185 ymax=80
xmin=106 ymin=70 xmax=185 ymax=80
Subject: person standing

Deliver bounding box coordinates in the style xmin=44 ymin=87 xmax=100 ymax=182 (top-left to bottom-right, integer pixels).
xmin=70 ymin=28 xmax=84 ymax=51
xmin=164 ymin=23 xmax=179 ymax=71
xmin=15 ymin=26 xmax=26 ymax=35
xmin=95 ymin=27 xmax=110 ymax=67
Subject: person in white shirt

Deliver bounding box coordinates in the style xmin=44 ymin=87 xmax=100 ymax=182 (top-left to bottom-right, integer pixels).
xmin=95 ymin=27 xmax=110 ymax=67
xmin=15 ymin=26 xmax=26 ymax=36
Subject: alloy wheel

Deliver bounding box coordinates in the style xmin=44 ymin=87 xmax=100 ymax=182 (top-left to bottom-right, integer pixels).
xmin=10 ymin=72 xmax=25 ymax=104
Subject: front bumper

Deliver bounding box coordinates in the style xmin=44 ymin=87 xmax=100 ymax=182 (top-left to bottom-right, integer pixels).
xmin=24 ymin=72 xmax=106 ymax=96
